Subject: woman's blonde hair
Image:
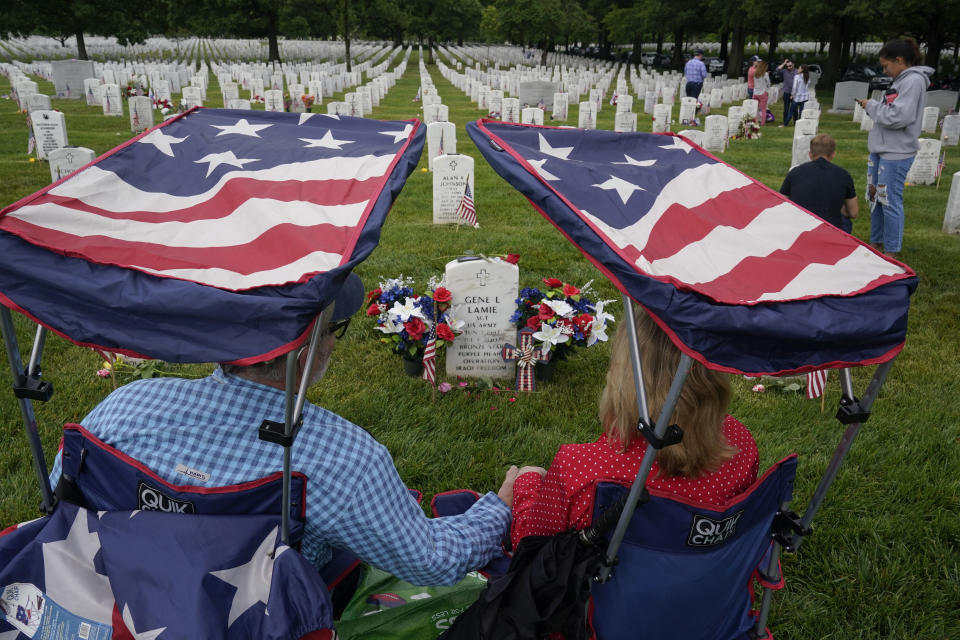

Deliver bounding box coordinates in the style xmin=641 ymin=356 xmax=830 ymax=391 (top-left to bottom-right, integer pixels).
xmin=755 ymin=60 xmax=769 ymax=76
xmin=598 ymin=306 xmax=735 ymax=478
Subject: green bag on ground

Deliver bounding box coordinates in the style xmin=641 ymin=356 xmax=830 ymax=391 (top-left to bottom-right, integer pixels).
xmin=335 ymin=566 xmax=488 ymax=640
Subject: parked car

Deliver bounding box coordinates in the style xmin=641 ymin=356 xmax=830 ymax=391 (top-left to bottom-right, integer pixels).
xmin=842 ymin=64 xmax=893 ymax=91
xmin=653 ymin=52 xmax=673 ymax=68
xmin=639 ymin=52 xmax=656 ymax=66
xmin=707 ymin=57 xmax=725 ymax=74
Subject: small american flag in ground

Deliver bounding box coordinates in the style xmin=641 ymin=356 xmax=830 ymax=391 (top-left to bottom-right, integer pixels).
xmin=422 ymin=336 xmax=437 ymax=385
xmin=806 ymin=369 xmax=828 ymax=399
xmin=456 ymin=181 xmax=477 ymax=228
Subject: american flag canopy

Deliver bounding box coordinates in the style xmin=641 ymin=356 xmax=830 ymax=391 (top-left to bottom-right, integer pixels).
xmin=468 ymin=120 xmax=917 ymax=375
xmin=0 ymin=503 xmax=333 ymax=639
xmin=0 ymin=109 xmax=424 ymax=363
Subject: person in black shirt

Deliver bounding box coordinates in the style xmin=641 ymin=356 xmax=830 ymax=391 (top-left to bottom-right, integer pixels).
xmin=780 ymin=134 xmax=858 ymax=231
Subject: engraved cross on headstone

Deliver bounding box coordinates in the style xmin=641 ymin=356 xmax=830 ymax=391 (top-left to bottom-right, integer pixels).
xmin=476 ymin=269 xmax=490 ymax=286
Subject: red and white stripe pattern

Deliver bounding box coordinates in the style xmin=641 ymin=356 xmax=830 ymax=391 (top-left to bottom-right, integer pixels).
xmin=422 ymin=336 xmax=437 ymax=385
xmin=579 ymin=160 xmax=907 ymax=304
xmin=0 ymin=111 xmax=419 ymax=292
xmin=456 ymin=182 xmax=477 ymax=228
xmin=806 ymin=369 xmax=828 ymax=399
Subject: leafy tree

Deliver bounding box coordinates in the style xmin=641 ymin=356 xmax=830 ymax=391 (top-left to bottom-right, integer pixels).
xmin=496 ymin=0 xmax=563 ymax=64
xmin=480 ymin=4 xmax=502 ymax=42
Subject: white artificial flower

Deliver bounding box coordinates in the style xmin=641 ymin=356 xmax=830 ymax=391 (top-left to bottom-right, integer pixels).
xmin=427 ymin=274 xmax=447 ymax=290
xmin=593 ymin=299 xmax=617 ymax=326
xmin=587 ymin=322 xmax=610 ymax=346
xmin=388 ymin=297 xmax=428 ymax=323
xmin=544 ymin=298 xmax=575 ymax=318
xmin=376 ymin=317 xmax=404 ymax=334
xmin=444 ymin=305 xmax=467 ymax=332
xmin=534 ymin=324 xmax=570 ymax=346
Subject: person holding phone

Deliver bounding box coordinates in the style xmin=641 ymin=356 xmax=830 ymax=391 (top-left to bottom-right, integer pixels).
xmin=855 ymin=38 xmax=933 ymax=258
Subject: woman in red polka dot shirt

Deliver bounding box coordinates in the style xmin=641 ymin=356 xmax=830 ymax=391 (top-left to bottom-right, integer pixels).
xmin=511 ymin=306 xmax=759 ymax=546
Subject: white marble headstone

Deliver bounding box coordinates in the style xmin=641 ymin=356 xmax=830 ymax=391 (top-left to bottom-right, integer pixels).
xmin=502 ymin=98 xmax=521 ymax=123
xmin=742 ymin=99 xmax=759 ymax=120
xmin=227 ymin=99 xmax=252 ymax=110
xmin=906 ymin=138 xmax=942 ymax=185
xmin=552 ymin=93 xmax=568 ymax=121
xmin=427 ymin=121 xmax=456 ymax=169
xmin=264 ymin=89 xmax=284 ymax=112
xmin=182 ymin=85 xmax=204 ymax=109
xmin=128 ymin=96 xmax=153 ymax=132
xmin=84 ymin=78 xmax=102 ymax=106
xmin=48 ymin=146 xmax=95 ymax=183
xmin=578 ymin=101 xmax=596 ymax=129
xmin=652 ymin=104 xmax=671 ymax=133
xmin=860 ymin=114 xmax=874 ymax=132
xmin=677 ymin=129 xmax=704 ymax=147
xmin=521 ymin=107 xmax=544 ymax=125
xmin=101 ymin=84 xmax=124 ymax=116
xmin=942 ymin=114 xmax=960 ymax=146
xmin=433 ymin=154 xmax=475 ymax=224
xmin=921 ymin=106 xmax=940 ymax=134
xmin=702 ymin=115 xmax=727 ymax=152
xmin=831 ymin=81 xmax=868 ymax=112
xmin=444 ymin=257 xmax=519 ymax=379
xmin=944 ymin=171 xmax=960 ymax=234
xmin=27 ymin=93 xmax=51 ymax=113
xmin=795 ymin=118 xmax=818 ymax=136
xmin=678 ymin=97 xmax=697 ymax=125
xmin=615 ymin=111 xmax=637 ymax=132
xmin=30 ymin=110 xmax=68 ymax=160
xmin=791 ymin=133 xmax=814 ymax=170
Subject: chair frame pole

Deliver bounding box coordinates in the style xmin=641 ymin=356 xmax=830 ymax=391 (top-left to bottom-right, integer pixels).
xmin=1 ymin=308 xmax=55 ymax=512
xmin=597 ymin=295 xmax=693 ymax=582
xmin=280 ymin=305 xmax=332 ymax=545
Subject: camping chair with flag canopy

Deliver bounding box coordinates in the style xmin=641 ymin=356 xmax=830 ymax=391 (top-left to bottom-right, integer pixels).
xmin=0 ymin=107 xmax=426 ymax=637
xmin=458 ymin=119 xmax=916 ymax=638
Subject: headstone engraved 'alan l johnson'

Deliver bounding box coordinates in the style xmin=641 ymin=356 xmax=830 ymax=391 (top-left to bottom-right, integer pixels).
xmin=445 ymin=257 xmax=519 ymax=379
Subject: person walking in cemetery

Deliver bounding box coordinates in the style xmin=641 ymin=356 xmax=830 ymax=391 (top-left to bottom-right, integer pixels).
xmin=855 ymin=37 xmax=933 ymax=258
xmin=48 ymin=274 xmax=518 ymax=595
xmin=778 ymin=59 xmax=796 ymax=127
xmin=747 ymin=56 xmax=760 ymax=98
xmin=753 ymin=60 xmax=771 ymax=125
xmin=780 ymin=134 xmax=858 ymax=232
xmin=509 ymin=306 xmax=759 ymax=547
xmin=684 ymin=49 xmax=708 ymax=98
xmin=786 ymin=64 xmax=811 ymax=126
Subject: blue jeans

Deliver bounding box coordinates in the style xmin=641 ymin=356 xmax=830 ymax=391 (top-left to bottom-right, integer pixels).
xmin=867 ymin=153 xmax=914 ymax=253
xmin=784 ymin=99 xmax=804 ymax=126
xmin=782 ymin=93 xmax=792 ymax=124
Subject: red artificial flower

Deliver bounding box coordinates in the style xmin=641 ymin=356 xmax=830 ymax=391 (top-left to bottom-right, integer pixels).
xmin=366 ymin=288 xmax=382 ymax=301
xmin=543 ymin=277 xmax=563 ymax=288
xmin=366 ymin=303 xmax=381 ymax=317
xmin=573 ymin=313 xmax=593 ymax=333
xmin=436 ymin=323 xmax=456 ymax=341
xmin=433 ymin=287 xmax=452 ymax=303
xmin=404 ymin=317 xmax=426 ymax=341
xmin=537 ymin=303 xmax=555 ymax=320
xmin=563 ymin=283 xmax=581 ymax=297
xmin=504 ymin=254 xmax=520 ymax=264
xmin=526 ymin=316 xmax=542 ymax=330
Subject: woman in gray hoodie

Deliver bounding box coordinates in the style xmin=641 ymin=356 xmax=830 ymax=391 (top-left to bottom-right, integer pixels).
xmin=856 ymin=38 xmax=933 ymax=258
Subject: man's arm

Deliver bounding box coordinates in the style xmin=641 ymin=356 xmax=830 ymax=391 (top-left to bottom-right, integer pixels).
xmin=843 ymin=197 xmax=859 ymax=219
xmin=330 ymin=438 xmax=512 ymax=586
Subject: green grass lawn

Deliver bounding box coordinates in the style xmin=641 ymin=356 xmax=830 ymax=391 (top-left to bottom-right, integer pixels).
xmin=1 ymin=48 xmax=959 ymax=639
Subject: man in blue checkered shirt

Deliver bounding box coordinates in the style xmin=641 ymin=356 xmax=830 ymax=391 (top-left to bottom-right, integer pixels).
xmin=49 ymin=273 xmax=517 ymax=589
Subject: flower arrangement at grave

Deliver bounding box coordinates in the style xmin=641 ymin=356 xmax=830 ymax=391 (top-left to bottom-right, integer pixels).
xmin=510 ymin=278 xmax=615 ymax=364
xmin=153 ymin=97 xmax=173 ymax=115
xmin=252 ymin=95 xmax=265 ymax=104
xmin=301 ymin=94 xmax=315 ymax=112
xmin=366 ymin=275 xmax=464 ymax=370
xmin=734 ymin=116 xmax=761 ymax=140
xmin=123 ymin=81 xmax=144 ymax=98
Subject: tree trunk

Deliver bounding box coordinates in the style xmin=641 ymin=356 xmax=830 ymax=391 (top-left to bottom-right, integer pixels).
xmin=75 ymin=29 xmax=87 ymax=60
xmin=427 ymin=37 xmax=434 ymax=65
xmin=672 ymin=29 xmax=684 ymax=71
xmin=267 ymin=8 xmax=281 ymax=63
xmin=631 ymin=33 xmax=642 ymax=64
xmin=656 ymin=32 xmax=663 ymax=54
xmin=767 ymin=17 xmax=779 ymax=62
xmin=541 ymin=42 xmax=549 ymax=67
xmin=823 ymin=17 xmax=844 ymax=86
xmin=720 ymin=29 xmax=729 ymax=60
xmin=342 ymin=0 xmax=351 ymax=71
xmin=728 ymin=21 xmax=746 ymax=80
xmin=925 ymin=18 xmax=944 ymax=74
